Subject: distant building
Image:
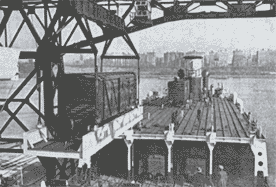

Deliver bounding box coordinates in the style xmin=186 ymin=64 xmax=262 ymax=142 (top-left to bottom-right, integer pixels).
xmin=147 ymin=52 xmax=156 ymax=67
xmin=251 ymin=53 xmax=258 ymax=66
xmin=156 ymin=56 xmax=165 ymax=68
xmin=164 ymin=52 xmax=175 ymax=67
xmin=208 ymin=51 xmax=215 ymax=67
xmin=267 ymin=50 xmax=276 ymax=67
xmin=163 ymin=52 xmax=185 ymax=68
xmin=170 ymin=52 xmax=176 ymax=63
xmin=257 ymin=49 xmax=267 ymax=66
xmin=256 ymin=49 xmax=276 ymax=67
xmin=216 ymin=49 xmax=232 ymax=67
xmin=155 ymin=57 xmax=164 ymax=68
xmin=214 ymin=52 xmax=219 ymax=67
xmin=243 ymin=51 xmax=255 ymax=67
xmin=139 ymin=53 xmax=148 ymax=67
xmin=174 ymin=52 xmax=185 ymax=68
xmin=121 ymin=52 xmax=136 ymax=67
xmin=202 ymin=53 xmax=208 ymax=68
xmin=232 ymin=49 xmax=247 ymax=67
xmin=164 ymin=52 xmax=169 ymax=67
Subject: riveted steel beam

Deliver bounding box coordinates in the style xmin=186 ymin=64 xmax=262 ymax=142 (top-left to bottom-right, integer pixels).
xmin=0 ymin=9 xmax=12 ymax=38
xmin=151 ymin=0 xmax=166 ymax=10
xmin=20 ymin=9 xmax=41 ymax=45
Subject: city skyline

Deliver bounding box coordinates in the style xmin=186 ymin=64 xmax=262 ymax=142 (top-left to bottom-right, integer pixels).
xmin=68 ymin=48 xmax=276 ymax=69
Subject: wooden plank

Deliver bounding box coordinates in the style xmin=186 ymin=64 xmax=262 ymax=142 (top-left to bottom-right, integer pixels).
xmin=143 ymin=106 xmax=171 ymax=128
xmin=143 ymin=106 xmax=160 ymax=121
xmin=142 ymin=126 xmax=163 ymax=134
xmin=183 ymin=102 xmax=202 ymax=135
xmin=139 ymin=127 xmax=148 ymax=134
xmin=143 ymin=106 xmax=160 ymax=125
xmin=140 ymin=127 xmax=154 ymax=134
xmin=152 ymin=108 xmax=176 ymax=128
xmin=172 ymin=105 xmax=187 ymax=132
xmin=190 ymin=102 xmax=204 ymax=135
xmin=143 ymin=105 xmax=160 ymax=114
xmin=197 ymin=102 xmax=206 ymax=135
xmin=145 ymin=107 xmax=174 ymax=130
xmin=175 ymin=106 xmax=188 ymax=132
xmin=205 ymin=98 xmax=214 ymax=135
xmin=151 ymin=108 xmax=176 ymax=134
xmin=196 ymin=102 xmax=208 ymax=136
xmin=143 ymin=97 xmax=168 ymax=107
xmin=159 ymin=107 xmax=178 ymax=128
xmin=228 ymin=101 xmax=249 ymax=137
xmin=151 ymin=97 xmax=168 ymax=106
xmin=224 ymin=99 xmax=242 ymax=138
xmin=148 ymin=127 xmax=160 ymax=134
xmin=217 ymin=98 xmax=232 ymax=137
xmin=154 ymin=127 xmax=165 ymax=134
xmin=156 ymin=107 xmax=178 ymax=133
xmin=227 ymin=100 xmax=249 ymax=137
xmin=32 ymin=140 xmax=55 ymax=150
xmin=161 ymin=107 xmax=179 ymax=131
xmin=32 ymin=140 xmax=58 ymax=150
xmin=148 ymin=105 xmax=163 ymax=114
xmin=142 ymin=109 xmax=163 ymax=128
xmin=222 ymin=99 xmax=238 ymax=137
xmin=141 ymin=183 xmax=147 ymax=187
xmin=214 ymin=97 xmax=223 ymax=137
xmin=143 ymin=106 xmax=154 ymax=114
xmin=38 ymin=141 xmax=71 ymax=152
xmin=176 ymin=103 xmax=197 ymax=135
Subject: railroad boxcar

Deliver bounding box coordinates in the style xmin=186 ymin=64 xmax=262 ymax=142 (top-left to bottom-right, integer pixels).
xmin=59 ymin=72 xmax=137 ymax=139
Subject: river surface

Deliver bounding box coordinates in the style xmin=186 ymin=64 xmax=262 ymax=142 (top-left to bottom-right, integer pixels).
xmin=0 ymin=76 xmax=275 ymax=186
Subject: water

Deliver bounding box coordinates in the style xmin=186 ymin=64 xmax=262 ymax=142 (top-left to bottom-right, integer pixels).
xmin=0 ymin=76 xmax=275 ymax=186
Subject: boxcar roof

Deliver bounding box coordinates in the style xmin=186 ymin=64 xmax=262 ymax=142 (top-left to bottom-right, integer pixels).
xmin=136 ymin=97 xmax=250 ymax=139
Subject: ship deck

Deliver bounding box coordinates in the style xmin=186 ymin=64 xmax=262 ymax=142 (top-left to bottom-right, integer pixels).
xmin=134 ymin=97 xmax=253 ymax=142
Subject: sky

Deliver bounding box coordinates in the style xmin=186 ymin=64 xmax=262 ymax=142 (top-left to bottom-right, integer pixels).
xmin=1 ymin=1 xmax=276 ymax=60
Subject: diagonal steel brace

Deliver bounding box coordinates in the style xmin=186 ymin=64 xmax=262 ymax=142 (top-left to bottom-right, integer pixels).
xmin=122 ymin=0 xmax=135 ymax=20
xmin=20 ymin=9 xmax=41 ymax=45
xmin=101 ymin=39 xmax=113 ymax=59
xmin=0 ymin=9 xmax=12 ymax=39
xmin=0 ymin=79 xmax=42 ymax=135
xmin=122 ymin=33 xmax=140 ymax=59
xmin=75 ymin=15 xmax=98 ymax=54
